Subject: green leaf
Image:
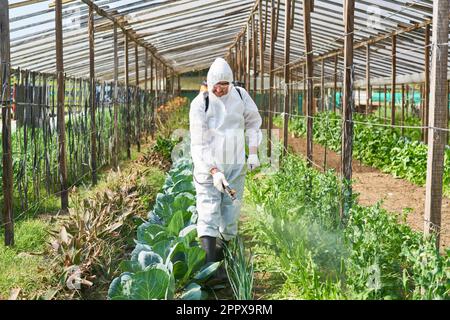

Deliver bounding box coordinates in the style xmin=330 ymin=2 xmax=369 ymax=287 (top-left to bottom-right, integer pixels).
xmin=130 ymin=269 xmax=171 ymax=300
xmin=173 ymin=260 xmax=188 ymax=280
xmin=152 ymin=239 xmax=172 ymax=259
xmin=108 ymin=272 xmax=133 ymax=300
xmin=138 ymin=251 xmax=163 ymax=270
xmin=183 ymin=246 xmax=206 ymax=282
xmin=193 ymin=261 xmax=221 ymax=282
xmin=180 ymin=283 xmax=207 ymax=300
xmin=137 ymin=222 xmax=167 ymax=245
xmin=167 ymin=211 xmax=185 ymax=236
xmin=168 ymin=241 xmax=186 ymax=263
xmin=119 ymin=260 xmax=141 ymax=273
xmin=179 ymin=224 xmax=197 ymax=246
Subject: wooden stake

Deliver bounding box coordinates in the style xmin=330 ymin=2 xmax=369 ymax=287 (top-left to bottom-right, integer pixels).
xmin=424 ymin=0 xmax=448 ymax=248
xmin=340 ymin=0 xmax=354 ymax=219
xmin=333 ymin=55 xmax=337 ymax=113
xmin=55 ymin=0 xmax=69 ymax=211
xmin=1 ymin=0 xmax=14 ymax=246
xmin=268 ymin=0 xmax=276 ymax=158
xmin=401 ymin=83 xmax=405 ymax=136
xmin=88 ymin=4 xmax=97 ymax=185
xmin=423 ymin=24 xmax=430 ymax=144
xmin=282 ymin=0 xmax=291 ymax=157
xmin=303 ymin=0 xmax=313 ymax=165
xmin=135 ymin=43 xmax=141 ymax=152
xmin=113 ymin=24 xmax=119 ymax=170
xmin=391 ymin=34 xmax=396 ymax=126
xmin=366 ymin=44 xmax=371 ymax=115
xmin=124 ymin=34 xmax=131 ymax=159
xmin=321 ymin=58 xmax=325 ymax=112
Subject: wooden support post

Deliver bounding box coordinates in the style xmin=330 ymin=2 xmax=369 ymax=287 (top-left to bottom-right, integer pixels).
xmin=144 ymin=50 xmax=148 ymax=140
xmin=55 ymin=0 xmax=69 ymax=210
xmin=252 ymin=13 xmax=258 ymax=97
xmin=135 ymin=43 xmax=141 ymax=152
xmin=124 ymin=34 xmax=131 ymax=159
xmin=88 ymin=4 xmax=97 ymax=185
xmin=177 ymin=74 xmax=181 ymax=96
xmin=282 ymin=0 xmax=291 ymax=156
xmin=303 ymin=0 xmax=313 ymax=165
xmin=150 ymin=57 xmax=155 ymax=139
xmin=150 ymin=56 xmax=154 ymax=95
xmin=424 ymin=0 xmax=448 ymax=248
xmin=1 ymin=0 xmax=14 ymax=246
xmin=321 ymin=58 xmax=325 ymax=112
xmin=333 ymin=55 xmax=338 ymax=113
xmin=113 ymin=24 xmax=119 ymax=170
xmin=384 ymin=84 xmax=387 ymax=123
xmin=268 ymin=0 xmax=276 ymax=158
xmin=341 ymin=0 xmax=355 ymax=218
xmin=423 ymin=24 xmax=431 ymax=144
xmin=401 ymin=84 xmax=405 ymax=136
xmin=246 ymin=30 xmax=251 ymax=92
xmin=391 ymin=34 xmax=396 ymax=126
xmin=171 ymin=71 xmax=175 ymax=96
xmin=366 ymin=44 xmax=371 ymax=115
xmin=259 ymin=1 xmax=265 ymax=126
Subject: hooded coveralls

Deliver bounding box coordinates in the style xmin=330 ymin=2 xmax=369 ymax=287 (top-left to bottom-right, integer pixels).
xmin=189 ymin=58 xmax=262 ymax=241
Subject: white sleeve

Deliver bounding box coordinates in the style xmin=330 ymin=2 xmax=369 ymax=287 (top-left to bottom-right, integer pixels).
xmin=189 ymin=97 xmax=216 ymax=173
xmin=240 ymin=88 xmax=262 ymax=148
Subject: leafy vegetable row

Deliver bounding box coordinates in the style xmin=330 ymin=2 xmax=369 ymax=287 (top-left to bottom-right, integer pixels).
xmin=274 ymin=112 xmax=450 ymax=196
xmin=108 ymin=140 xmax=220 ymax=300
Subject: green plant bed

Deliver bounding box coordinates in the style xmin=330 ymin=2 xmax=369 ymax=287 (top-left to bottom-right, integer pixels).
xmin=244 ymin=154 xmax=449 ymax=300
xmin=274 ymin=112 xmax=450 ymax=196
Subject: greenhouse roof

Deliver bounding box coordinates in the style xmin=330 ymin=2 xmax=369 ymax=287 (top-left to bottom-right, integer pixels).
xmin=7 ymin=0 xmax=450 ymax=84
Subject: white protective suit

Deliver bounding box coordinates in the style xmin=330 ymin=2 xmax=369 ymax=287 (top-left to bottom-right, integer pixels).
xmin=190 ymin=58 xmax=262 ymax=241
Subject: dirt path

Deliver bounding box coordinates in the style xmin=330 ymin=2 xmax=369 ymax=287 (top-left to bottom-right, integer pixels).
xmin=286 ymin=133 xmax=450 ymax=250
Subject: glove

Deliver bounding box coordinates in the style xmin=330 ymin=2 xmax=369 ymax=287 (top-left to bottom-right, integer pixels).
xmin=212 ymin=171 xmax=229 ymax=193
xmin=247 ymin=154 xmax=260 ymax=171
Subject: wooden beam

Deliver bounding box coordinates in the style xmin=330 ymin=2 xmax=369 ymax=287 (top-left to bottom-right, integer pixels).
xmin=88 ymin=4 xmax=97 ymax=185
xmin=55 ymin=0 xmax=69 ymax=211
xmin=1 ymin=0 xmax=14 ymax=246
xmin=80 ymin=0 xmax=168 ymax=69
xmin=303 ymin=0 xmax=313 ymax=165
xmin=271 ymin=15 xmax=449 ymax=74
xmin=341 ymin=0 xmax=354 ymax=218
xmin=259 ymin=1 xmax=265 ymax=96
xmin=282 ymin=0 xmax=291 ymax=156
xmin=424 ymin=0 xmax=448 ymax=248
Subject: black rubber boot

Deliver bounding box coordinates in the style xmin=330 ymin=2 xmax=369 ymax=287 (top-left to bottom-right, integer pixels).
xmin=200 ymin=236 xmax=229 ymax=286
xmin=216 ymin=239 xmax=230 ymax=261
xmin=200 ymin=236 xmax=217 ymax=263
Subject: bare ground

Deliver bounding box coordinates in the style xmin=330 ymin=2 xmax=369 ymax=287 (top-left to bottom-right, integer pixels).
xmin=286 ymin=133 xmax=450 ymax=250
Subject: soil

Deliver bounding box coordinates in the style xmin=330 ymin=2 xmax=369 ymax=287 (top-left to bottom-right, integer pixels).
xmin=286 ymin=133 xmax=450 ymax=250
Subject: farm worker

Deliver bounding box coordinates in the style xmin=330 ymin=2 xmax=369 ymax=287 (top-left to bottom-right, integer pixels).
xmin=189 ymin=58 xmax=262 ymax=279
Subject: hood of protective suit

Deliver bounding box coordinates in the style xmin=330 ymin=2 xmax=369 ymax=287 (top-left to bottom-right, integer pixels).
xmin=206 ymin=58 xmax=233 ymax=96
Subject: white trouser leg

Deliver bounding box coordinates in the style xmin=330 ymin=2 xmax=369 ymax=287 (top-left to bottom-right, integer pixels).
xmin=194 ymin=178 xmax=222 ymax=238
xmin=219 ymin=173 xmax=245 ymax=241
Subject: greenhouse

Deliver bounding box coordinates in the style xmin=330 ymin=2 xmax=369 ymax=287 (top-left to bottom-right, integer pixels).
xmin=0 ymin=0 xmax=449 ymax=301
